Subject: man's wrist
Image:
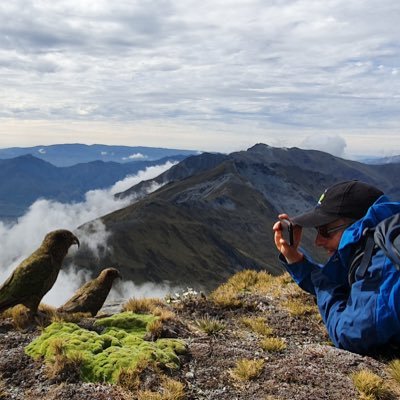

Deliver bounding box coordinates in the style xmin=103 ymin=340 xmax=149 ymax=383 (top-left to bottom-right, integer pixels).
xmin=285 ymin=252 xmax=304 ymax=265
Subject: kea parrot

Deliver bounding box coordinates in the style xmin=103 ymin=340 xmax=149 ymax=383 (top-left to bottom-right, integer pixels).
xmin=0 ymin=229 xmax=80 ymax=315
xmin=58 ymin=267 xmax=121 ymax=316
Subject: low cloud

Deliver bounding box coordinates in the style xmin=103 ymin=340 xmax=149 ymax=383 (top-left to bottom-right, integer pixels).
xmin=0 ymin=161 xmax=177 ymax=307
xmin=300 ymin=135 xmax=347 ymax=157
xmin=122 ymin=153 xmax=147 ymax=161
xmin=107 ymin=280 xmax=182 ymax=306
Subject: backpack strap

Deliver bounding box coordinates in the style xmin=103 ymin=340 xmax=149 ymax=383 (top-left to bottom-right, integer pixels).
xmin=374 ymin=213 xmax=400 ymax=270
xmin=356 ymin=230 xmax=376 ymax=279
xmin=348 ymin=228 xmax=376 ymax=285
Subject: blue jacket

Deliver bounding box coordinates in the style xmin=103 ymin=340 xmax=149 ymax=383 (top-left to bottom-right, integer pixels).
xmin=282 ymin=196 xmax=400 ymax=354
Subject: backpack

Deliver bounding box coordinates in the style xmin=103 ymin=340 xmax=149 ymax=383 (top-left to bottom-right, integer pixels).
xmin=348 ymin=213 xmax=400 ymax=285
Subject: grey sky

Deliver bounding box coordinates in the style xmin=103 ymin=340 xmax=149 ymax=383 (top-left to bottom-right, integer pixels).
xmin=0 ymin=0 xmax=399 ymax=157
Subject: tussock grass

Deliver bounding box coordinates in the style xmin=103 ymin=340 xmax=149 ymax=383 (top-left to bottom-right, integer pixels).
xmin=147 ymin=319 xmax=164 ymax=338
xmin=281 ymin=299 xmax=316 ymax=317
xmin=209 ymin=270 xmax=306 ymax=308
xmin=229 ymin=359 xmax=265 ymax=382
xmin=240 ymin=317 xmax=273 ymax=337
xmin=9 ymin=305 xmax=31 ymax=329
xmin=209 ymin=284 xmax=244 ymax=308
xmin=1 ymin=303 xmax=58 ymax=329
xmin=118 ymin=361 xmax=185 ymax=400
xmin=210 ymin=269 xmax=276 ymax=308
xmin=122 ymin=298 xmax=164 ymax=314
xmin=195 ymin=315 xmax=225 ymax=335
xmin=52 ymin=312 xmax=92 ymax=323
xmin=117 ymin=359 xmax=158 ymax=392
xmin=351 ymin=369 xmax=397 ymax=400
xmin=387 ymin=359 xmax=400 ymax=384
xmin=137 ymin=376 xmax=185 ymax=400
xmin=151 ymin=307 xmax=176 ymax=322
xmin=260 ymin=337 xmax=287 ymax=352
xmin=45 ymin=338 xmax=83 ymax=381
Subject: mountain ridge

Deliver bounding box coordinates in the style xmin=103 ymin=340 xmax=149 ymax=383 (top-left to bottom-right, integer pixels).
xmin=0 ymin=154 xmax=188 ymax=219
xmin=0 ymin=143 xmax=199 ymax=167
xmin=70 ymin=143 xmax=400 ymax=291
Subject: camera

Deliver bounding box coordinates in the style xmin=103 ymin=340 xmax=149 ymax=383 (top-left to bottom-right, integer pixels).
xmin=280 ymin=218 xmax=294 ymax=246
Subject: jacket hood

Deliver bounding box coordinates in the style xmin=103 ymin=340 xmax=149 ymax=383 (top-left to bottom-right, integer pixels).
xmin=339 ymin=195 xmax=400 ymax=251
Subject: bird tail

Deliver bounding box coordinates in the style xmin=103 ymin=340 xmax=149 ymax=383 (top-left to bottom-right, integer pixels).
xmin=0 ymin=299 xmax=18 ymax=314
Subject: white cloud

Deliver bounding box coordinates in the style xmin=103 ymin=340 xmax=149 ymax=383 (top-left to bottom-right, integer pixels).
xmin=122 ymin=152 xmax=147 ymax=161
xmin=300 ymin=135 xmax=347 ymax=157
xmin=0 ymin=161 xmax=176 ymax=307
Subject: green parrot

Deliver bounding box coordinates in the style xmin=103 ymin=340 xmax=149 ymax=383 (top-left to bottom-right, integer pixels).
xmin=58 ymin=267 xmax=121 ymax=316
xmin=0 ymin=229 xmax=80 ymax=315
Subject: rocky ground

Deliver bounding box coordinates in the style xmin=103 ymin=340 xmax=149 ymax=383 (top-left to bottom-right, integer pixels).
xmin=0 ymin=271 xmax=399 ymax=400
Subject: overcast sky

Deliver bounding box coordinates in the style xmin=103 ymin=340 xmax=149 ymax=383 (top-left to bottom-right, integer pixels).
xmin=0 ymin=0 xmax=399 ymax=158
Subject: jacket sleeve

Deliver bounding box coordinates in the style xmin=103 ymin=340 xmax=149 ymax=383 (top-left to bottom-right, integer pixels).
xmin=278 ymin=252 xmax=321 ymax=296
xmin=281 ymin=250 xmax=400 ymax=354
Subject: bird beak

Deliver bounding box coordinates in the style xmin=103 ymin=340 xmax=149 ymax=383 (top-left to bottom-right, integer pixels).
xmin=73 ymin=236 xmax=80 ymax=248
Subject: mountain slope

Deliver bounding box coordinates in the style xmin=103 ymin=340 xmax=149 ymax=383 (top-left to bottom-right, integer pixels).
xmin=78 ymin=160 xmax=283 ymax=288
xmin=72 ymin=143 xmax=400 ymax=290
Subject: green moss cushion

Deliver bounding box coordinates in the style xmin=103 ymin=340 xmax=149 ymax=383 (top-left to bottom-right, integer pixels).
xmin=25 ymin=312 xmax=186 ymax=383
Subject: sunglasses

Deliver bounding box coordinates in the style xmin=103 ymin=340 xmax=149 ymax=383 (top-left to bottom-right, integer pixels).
xmin=315 ymin=222 xmax=350 ymax=238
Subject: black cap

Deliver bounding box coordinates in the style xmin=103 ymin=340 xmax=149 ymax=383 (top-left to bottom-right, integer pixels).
xmin=292 ymin=180 xmax=384 ymax=227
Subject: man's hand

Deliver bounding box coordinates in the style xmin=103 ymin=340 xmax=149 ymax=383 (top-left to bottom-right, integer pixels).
xmin=273 ymin=213 xmax=304 ymax=264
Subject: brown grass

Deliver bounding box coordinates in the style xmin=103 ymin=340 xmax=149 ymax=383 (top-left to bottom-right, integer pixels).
xmin=240 ymin=317 xmax=273 ymax=337
xmin=260 ymin=337 xmax=287 ymax=352
xmin=118 ymin=360 xmax=184 ymax=400
xmin=210 ymin=269 xmax=278 ymax=308
xmin=151 ymin=307 xmax=176 ymax=321
xmin=45 ymin=338 xmax=83 ymax=382
xmin=137 ymin=376 xmax=185 ymax=400
xmin=117 ymin=359 xmax=159 ymax=392
xmin=281 ymin=299 xmax=317 ymax=317
xmin=351 ymin=369 xmax=397 ymax=400
xmin=52 ymin=312 xmax=92 ymax=323
xmin=194 ymin=315 xmax=226 ymax=335
xmin=122 ymin=298 xmax=164 ymax=314
xmin=229 ymin=359 xmax=265 ymax=382
xmin=387 ymin=359 xmax=400 ymax=384
xmin=147 ymin=319 xmax=164 ymax=339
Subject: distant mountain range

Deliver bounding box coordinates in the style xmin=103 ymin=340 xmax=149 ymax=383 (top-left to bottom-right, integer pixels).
xmin=0 ymin=154 xmax=187 ymax=218
xmin=0 ymin=143 xmax=199 ymax=167
xmin=71 ymin=144 xmax=400 ymax=291
xmin=363 ymin=155 xmax=400 ymax=164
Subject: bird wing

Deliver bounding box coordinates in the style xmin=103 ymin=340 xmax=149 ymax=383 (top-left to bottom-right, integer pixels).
xmin=59 ymin=281 xmax=96 ymax=311
xmin=0 ymin=254 xmax=53 ymax=308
